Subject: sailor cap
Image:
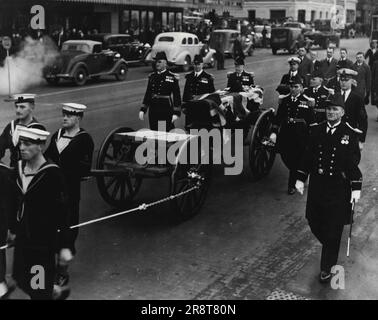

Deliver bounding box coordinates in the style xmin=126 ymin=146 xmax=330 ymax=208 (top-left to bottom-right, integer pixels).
xmin=18 ymin=127 xmax=50 ymax=143
xmin=338 ymin=68 xmax=358 ymax=79
xmin=288 ymin=57 xmax=301 ymax=64
xmin=62 ymin=103 xmax=87 ymax=114
xmin=10 ymin=93 xmax=36 ymax=104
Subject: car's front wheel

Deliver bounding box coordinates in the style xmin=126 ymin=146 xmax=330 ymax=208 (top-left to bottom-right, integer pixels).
xmin=73 ymin=67 xmax=87 ymax=86
xmin=115 ymin=63 xmax=128 ymax=81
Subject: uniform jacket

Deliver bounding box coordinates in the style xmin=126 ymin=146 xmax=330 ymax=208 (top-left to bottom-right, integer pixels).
xmin=303 ymin=86 xmax=332 ymax=123
xmin=0 ymin=118 xmax=45 ymax=167
xmin=297 ymin=122 xmax=362 ymax=225
xmin=353 ymin=61 xmax=371 ymax=99
xmin=276 ymin=72 xmax=305 ymax=95
xmin=371 ymin=60 xmax=378 ymax=104
xmin=365 ymin=48 xmax=378 ymax=69
xmin=319 ymin=57 xmax=339 ymax=80
xmin=141 ymin=69 xmax=182 ymax=116
xmin=336 ymin=58 xmax=355 ymax=70
xmin=343 ymin=90 xmax=368 ymax=142
xmin=325 ymin=75 xmax=341 ymax=94
xmin=272 ymin=93 xmax=316 ymax=169
xmin=183 ymin=70 xmax=215 ymax=102
xmin=44 ymin=128 xmax=94 ymax=201
xmin=227 ymin=70 xmax=254 ymax=93
xmin=10 ymin=161 xmax=70 ymax=250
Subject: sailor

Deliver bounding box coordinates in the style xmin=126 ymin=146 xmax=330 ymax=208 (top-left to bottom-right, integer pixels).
xmin=270 ymin=76 xmax=316 ymax=195
xmin=9 ymin=127 xmax=71 ymax=300
xmin=226 ymin=56 xmax=254 ymax=93
xmin=295 ymin=94 xmax=362 ymax=284
xmin=276 ymin=57 xmax=305 ymax=95
xmin=44 ymin=103 xmax=94 ymax=299
xmin=303 ymin=70 xmax=333 ymax=123
xmin=139 ymin=51 xmax=181 ymax=131
xmin=0 ymin=94 xmax=45 ymax=167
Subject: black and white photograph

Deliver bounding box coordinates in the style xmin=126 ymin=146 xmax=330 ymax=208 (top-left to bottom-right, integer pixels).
xmin=0 ymin=0 xmax=377 ymax=305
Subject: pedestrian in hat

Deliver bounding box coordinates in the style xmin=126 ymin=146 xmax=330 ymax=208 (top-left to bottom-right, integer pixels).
xmin=44 ymin=103 xmax=94 ymax=299
xmin=295 ymin=94 xmax=362 ymax=284
xmin=140 ymin=51 xmax=181 ymax=131
xmin=270 ymin=76 xmax=316 ymax=195
xmin=303 ymin=70 xmax=333 ymax=123
xmin=9 ymin=127 xmax=71 ymax=300
xmin=276 ymin=57 xmax=305 ymax=95
xmin=227 ymin=56 xmax=255 ymax=93
xmin=0 ymin=94 xmax=46 ymax=167
xmin=339 ymin=68 xmax=368 ymax=150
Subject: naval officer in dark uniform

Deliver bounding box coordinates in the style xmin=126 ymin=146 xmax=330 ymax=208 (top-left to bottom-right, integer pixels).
xmin=295 ymin=94 xmax=362 ymax=283
xmin=0 ymin=94 xmax=45 ymax=167
xmin=183 ymin=54 xmax=215 ymax=102
xmin=44 ymin=103 xmax=94 ymax=299
xmin=303 ymin=70 xmax=333 ymax=123
xmin=276 ymin=57 xmax=305 ymax=96
xmin=139 ymin=51 xmax=181 ymax=131
xmin=226 ymin=56 xmax=254 ymax=93
xmin=270 ymin=76 xmax=316 ymax=194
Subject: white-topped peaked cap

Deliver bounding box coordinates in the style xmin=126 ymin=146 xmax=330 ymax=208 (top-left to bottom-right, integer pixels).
xmin=17 ymin=127 xmax=50 ymax=142
xmin=62 ymin=103 xmax=87 ymax=114
xmin=338 ymin=68 xmax=358 ymax=77
xmin=10 ymin=93 xmax=36 ymax=104
xmin=288 ymin=57 xmax=301 ymax=64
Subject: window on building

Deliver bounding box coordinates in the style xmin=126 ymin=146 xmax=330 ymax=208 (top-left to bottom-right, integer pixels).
xmin=176 ymin=12 xmax=182 ymax=31
xmin=248 ymin=10 xmax=256 ymax=22
xmin=120 ymin=10 xmax=130 ymax=34
xmin=270 ymin=10 xmax=286 ymax=21
xmin=169 ymin=12 xmax=175 ymax=30
xmin=162 ymin=12 xmax=168 ymax=28
xmin=131 ymin=10 xmax=140 ymax=36
xmin=148 ymin=11 xmax=154 ymax=28
xmin=326 ymin=12 xmax=328 ymax=19
xmin=298 ymin=10 xmax=306 ymax=23
xmin=320 ymin=12 xmax=323 ymax=19
xmin=141 ymin=11 xmax=147 ymax=30
xmin=311 ymin=10 xmax=316 ymax=22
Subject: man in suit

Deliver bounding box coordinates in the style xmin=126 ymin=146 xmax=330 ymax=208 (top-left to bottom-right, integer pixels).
xmin=295 ymin=94 xmax=362 ymax=284
xmin=364 ymin=40 xmax=378 ymax=70
xmin=320 ymin=47 xmax=339 ymax=83
xmin=353 ymin=52 xmax=371 ymax=104
xmin=310 ymin=50 xmax=320 ymax=72
xmin=339 ymin=69 xmax=368 ymax=150
xmin=337 ymin=48 xmax=355 ymax=70
xmin=297 ymin=46 xmax=313 ymax=87
xmin=371 ymin=60 xmax=378 ymax=120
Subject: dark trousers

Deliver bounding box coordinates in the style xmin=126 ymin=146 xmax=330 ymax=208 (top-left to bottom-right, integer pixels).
xmin=13 ymin=245 xmax=55 ymax=300
xmin=216 ymin=51 xmax=224 ymax=70
xmin=288 ymin=170 xmax=297 ymax=189
xmin=0 ymin=251 xmax=5 ymax=283
xmin=148 ymin=111 xmax=174 ymax=131
xmin=67 ymin=199 xmax=80 ymax=255
xmin=309 ymin=219 xmax=344 ymax=273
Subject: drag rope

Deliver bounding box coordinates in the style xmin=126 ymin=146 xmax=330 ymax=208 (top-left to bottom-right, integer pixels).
xmin=0 ymin=185 xmax=199 ymax=251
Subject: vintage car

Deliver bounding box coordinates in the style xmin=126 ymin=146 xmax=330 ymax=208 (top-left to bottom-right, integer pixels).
xmin=253 ymin=25 xmax=271 ymax=47
xmin=270 ymin=27 xmax=304 ymax=55
xmin=43 ymin=40 xmax=128 ymax=86
xmin=85 ymin=33 xmax=151 ymax=63
xmin=144 ymin=32 xmax=216 ymax=71
xmin=303 ymin=20 xmax=341 ymax=49
xmin=209 ymin=29 xmax=254 ymax=57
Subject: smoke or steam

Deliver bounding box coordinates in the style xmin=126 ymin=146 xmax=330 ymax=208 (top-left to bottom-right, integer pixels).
xmin=0 ymin=36 xmax=59 ymax=95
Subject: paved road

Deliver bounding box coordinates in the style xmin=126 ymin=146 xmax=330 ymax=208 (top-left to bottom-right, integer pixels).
xmin=2 ymin=38 xmax=378 ymax=300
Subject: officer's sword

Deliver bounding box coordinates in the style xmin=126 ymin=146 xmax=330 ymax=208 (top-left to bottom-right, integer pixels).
xmin=347 ymin=200 xmax=355 ymax=257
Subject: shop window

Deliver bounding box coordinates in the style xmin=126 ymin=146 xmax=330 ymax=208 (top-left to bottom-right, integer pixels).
xmin=162 ymin=12 xmax=168 ymax=28
xmin=148 ymin=11 xmax=154 ymax=28
xmin=169 ymin=12 xmax=175 ymax=30
xmin=120 ymin=10 xmax=130 ymax=33
xmin=176 ymin=12 xmax=182 ymax=31
xmin=131 ymin=10 xmax=140 ymax=36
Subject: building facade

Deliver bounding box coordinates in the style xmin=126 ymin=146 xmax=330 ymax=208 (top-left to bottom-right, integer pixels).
xmin=244 ymin=0 xmax=358 ymax=23
xmin=356 ymin=0 xmax=377 ymax=25
xmin=0 ymin=0 xmax=195 ymax=36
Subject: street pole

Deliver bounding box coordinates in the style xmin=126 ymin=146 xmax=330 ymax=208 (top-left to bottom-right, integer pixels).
xmin=6 ymin=49 xmax=11 ymax=97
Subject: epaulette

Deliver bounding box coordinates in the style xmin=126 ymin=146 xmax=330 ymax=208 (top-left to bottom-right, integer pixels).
xmin=302 ymin=94 xmax=313 ymax=101
xmin=185 ymin=72 xmax=191 ymax=79
xmin=247 ymin=71 xmax=254 ymax=77
xmin=148 ymin=72 xmax=154 ymax=78
xmin=309 ymin=122 xmax=319 ymax=127
xmin=227 ymin=71 xmax=233 ymax=78
xmin=207 ymin=72 xmax=214 ymax=79
xmin=171 ymin=72 xmax=180 ymax=80
xmin=346 ymin=122 xmax=363 ymax=134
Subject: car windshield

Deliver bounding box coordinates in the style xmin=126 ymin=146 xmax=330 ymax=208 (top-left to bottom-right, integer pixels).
xmin=62 ymin=43 xmax=91 ymax=53
xmin=158 ymin=36 xmax=175 ymax=42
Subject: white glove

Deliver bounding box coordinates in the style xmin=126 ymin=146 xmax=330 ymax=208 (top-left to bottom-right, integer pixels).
xmin=351 ymin=190 xmax=361 ymax=203
xmin=295 ymin=180 xmax=304 ymax=195
xmin=269 ymin=133 xmax=277 ymax=144
xmin=59 ymin=248 xmax=74 ymax=265
xmin=139 ymin=111 xmax=145 ymax=121
xmin=359 ymin=142 xmax=363 ymax=151
xmin=172 ymin=114 xmax=179 ymax=123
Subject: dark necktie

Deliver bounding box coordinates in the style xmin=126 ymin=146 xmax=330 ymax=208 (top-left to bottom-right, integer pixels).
xmin=342 ymin=91 xmax=346 ymax=102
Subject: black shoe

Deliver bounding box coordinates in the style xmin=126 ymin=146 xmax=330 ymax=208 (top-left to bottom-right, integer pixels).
xmin=318 ymin=271 xmax=332 ymax=284
xmin=0 ymin=284 xmax=16 ymax=300
xmin=287 ymin=187 xmax=296 ymax=195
